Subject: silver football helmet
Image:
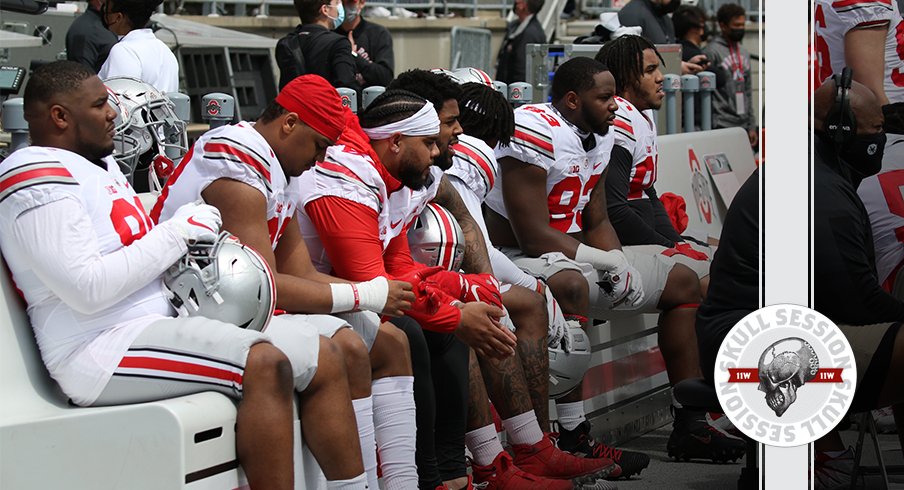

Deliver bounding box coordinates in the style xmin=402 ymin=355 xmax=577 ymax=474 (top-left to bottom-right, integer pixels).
xmin=164 ymin=232 xmax=276 ymax=332
xmin=408 ymin=202 xmax=465 ymax=271
xmin=105 ymin=77 xmax=187 ymax=191
xmin=450 ymin=67 xmax=494 ymax=86
xmin=548 ymin=321 xmax=592 ymax=399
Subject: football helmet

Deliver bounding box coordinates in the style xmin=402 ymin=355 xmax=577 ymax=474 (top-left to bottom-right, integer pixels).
xmin=408 ymin=202 xmax=465 ymax=271
xmin=548 ymin=321 xmax=592 ymax=399
xmin=450 ymin=67 xmax=494 ymax=86
xmin=164 ymin=232 xmax=276 ymax=332
xmin=105 ymin=77 xmax=188 ymax=192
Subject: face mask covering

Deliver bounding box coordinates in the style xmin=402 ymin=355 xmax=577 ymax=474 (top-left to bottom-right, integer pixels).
xmin=727 ymin=28 xmax=745 ymax=43
xmin=327 ymin=2 xmax=345 ymax=28
xmin=655 ymin=0 xmax=680 ymax=15
xmin=345 ymin=5 xmax=359 ymax=23
xmin=840 ymin=132 xmax=886 ymax=179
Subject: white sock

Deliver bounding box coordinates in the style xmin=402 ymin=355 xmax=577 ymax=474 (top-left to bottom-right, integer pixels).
xmin=556 ymin=401 xmax=586 ymax=431
xmin=326 ymin=473 xmax=369 ymax=489
xmin=372 ymin=376 xmax=418 ymax=490
xmin=465 ymin=424 xmax=505 ymax=467
xmin=502 ymin=410 xmax=544 ymax=446
xmin=352 ymin=396 xmax=378 ymax=490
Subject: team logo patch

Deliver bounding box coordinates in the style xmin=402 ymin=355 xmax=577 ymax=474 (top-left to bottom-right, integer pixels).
xmin=511 ymin=87 xmax=522 ymax=100
xmin=206 ymin=99 xmax=221 ymax=117
xmin=714 ymin=304 xmax=856 ymax=447
xmin=867 ymin=143 xmax=878 ymax=155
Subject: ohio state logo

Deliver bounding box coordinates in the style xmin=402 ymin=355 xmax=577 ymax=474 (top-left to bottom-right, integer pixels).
xmin=511 ymin=87 xmax=522 ymax=100
xmin=206 ymin=99 xmax=221 ymax=117
xmin=715 ymin=304 xmax=856 ymax=447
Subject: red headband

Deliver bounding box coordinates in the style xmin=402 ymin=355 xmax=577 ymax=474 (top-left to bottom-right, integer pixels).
xmin=274 ymin=75 xmax=345 ymax=142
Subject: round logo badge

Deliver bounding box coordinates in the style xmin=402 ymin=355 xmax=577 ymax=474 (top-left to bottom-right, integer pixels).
xmin=867 ymin=143 xmax=878 ymax=155
xmin=511 ymin=87 xmax=522 ymax=100
xmin=714 ymin=304 xmax=856 ymax=447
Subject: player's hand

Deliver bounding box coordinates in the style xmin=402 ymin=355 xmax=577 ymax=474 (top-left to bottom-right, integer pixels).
xmin=461 ymin=273 xmax=503 ymax=309
xmin=381 ymin=279 xmax=415 ymax=317
xmin=425 ymin=271 xmax=503 ymax=309
xmin=598 ymin=262 xmax=644 ymax=309
xmin=682 ymin=60 xmax=705 ymax=75
xmin=398 ymin=266 xmax=446 ymax=315
xmin=541 ymin=282 xmax=571 ymax=352
xmin=167 ymin=201 xmax=221 ymax=245
xmin=455 ymin=302 xmax=517 ymax=360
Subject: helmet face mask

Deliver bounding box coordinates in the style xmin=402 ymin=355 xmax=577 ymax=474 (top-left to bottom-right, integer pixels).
xmin=408 ymin=203 xmax=465 ymax=271
xmin=105 ymin=77 xmax=187 ymax=191
xmin=164 ymin=232 xmax=276 ymax=332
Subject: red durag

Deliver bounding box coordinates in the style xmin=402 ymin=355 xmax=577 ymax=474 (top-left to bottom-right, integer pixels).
xmin=274 ymin=74 xmax=345 ymax=141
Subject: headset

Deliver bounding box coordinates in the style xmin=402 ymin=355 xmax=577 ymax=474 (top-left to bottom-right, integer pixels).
xmin=823 ymin=67 xmax=856 ymax=146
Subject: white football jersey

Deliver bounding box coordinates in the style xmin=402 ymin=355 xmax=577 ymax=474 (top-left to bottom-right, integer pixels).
xmin=0 ymin=147 xmax=172 ymax=405
xmin=448 ymin=134 xmax=499 ymax=203
xmin=294 ymin=144 xmax=443 ymax=273
xmin=150 ymin=122 xmax=296 ymax=249
xmin=487 ymin=103 xmax=614 ymax=234
xmin=611 ymin=96 xmax=658 ymax=201
xmin=813 ymin=0 xmax=904 ymax=103
xmin=857 ymin=134 xmax=904 ymax=288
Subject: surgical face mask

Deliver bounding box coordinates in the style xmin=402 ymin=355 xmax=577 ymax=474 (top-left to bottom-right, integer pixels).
xmin=326 ymin=2 xmax=345 ymax=28
xmin=345 ymin=4 xmax=359 ymax=23
xmin=840 ymin=132 xmax=886 ymax=179
xmin=727 ymin=28 xmax=745 ymax=43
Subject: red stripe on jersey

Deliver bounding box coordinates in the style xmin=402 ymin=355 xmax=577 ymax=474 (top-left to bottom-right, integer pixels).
xmin=857 ymin=19 xmax=892 ymax=27
xmin=150 ymin=144 xmax=196 ymax=223
xmin=203 ymin=142 xmax=272 ymax=182
xmin=513 ymin=129 xmax=554 ymax=154
xmin=612 ymin=119 xmax=634 ymax=135
xmin=319 ymin=160 xmax=367 ymax=184
xmin=629 ymin=163 xmax=649 ymax=200
xmin=832 ymin=0 xmax=890 ymax=6
xmin=118 ymin=355 xmax=244 ymax=386
xmin=0 ymin=167 xmax=73 ymax=192
xmin=453 ymin=143 xmax=496 ymax=189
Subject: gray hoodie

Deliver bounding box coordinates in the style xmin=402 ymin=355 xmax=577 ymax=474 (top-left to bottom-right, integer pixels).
xmin=703 ymin=35 xmax=757 ymax=131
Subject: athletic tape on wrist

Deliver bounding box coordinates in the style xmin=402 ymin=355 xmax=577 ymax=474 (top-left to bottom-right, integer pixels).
xmin=330 ymin=277 xmax=388 ymax=313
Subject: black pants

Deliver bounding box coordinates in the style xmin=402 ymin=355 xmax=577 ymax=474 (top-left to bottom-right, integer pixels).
xmin=391 ymin=316 xmax=470 ymax=489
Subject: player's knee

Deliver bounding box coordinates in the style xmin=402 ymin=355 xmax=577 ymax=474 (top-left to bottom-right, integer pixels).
xmin=247 ymin=342 xmax=294 ymax=393
xmin=376 ymin=321 xmax=411 ymax=367
xmin=547 ymin=270 xmax=589 ymax=309
xmin=333 ymin=327 xmax=371 ymax=372
xmin=505 ymin=287 xmax=547 ymax=338
xmin=663 ymin=264 xmax=702 ymax=306
xmin=316 ymin=335 xmax=349 ymax=379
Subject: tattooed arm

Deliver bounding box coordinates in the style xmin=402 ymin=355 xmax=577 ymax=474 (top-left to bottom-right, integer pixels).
xmin=432 ymin=175 xmax=494 ymax=274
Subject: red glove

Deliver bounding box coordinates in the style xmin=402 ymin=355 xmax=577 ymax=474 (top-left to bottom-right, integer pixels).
xmin=662 ymin=242 xmax=709 ymax=261
xmin=396 ymin=266 xmax=446 ymax=315
xmin=425 ymin=271 xmax=503 ymax=310
xmin=423 ymin=270 xmax=468 ymax=299
xmin=461 ymin=273 xmax=503 ymax=310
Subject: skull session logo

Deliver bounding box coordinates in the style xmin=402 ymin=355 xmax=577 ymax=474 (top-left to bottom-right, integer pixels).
xmin=714 ymin=305 xmax=856 ymax=447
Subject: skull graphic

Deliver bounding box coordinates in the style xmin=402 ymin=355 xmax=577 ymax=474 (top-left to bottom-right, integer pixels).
xmin=757 ymin=338 xmax=819 ymax=417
